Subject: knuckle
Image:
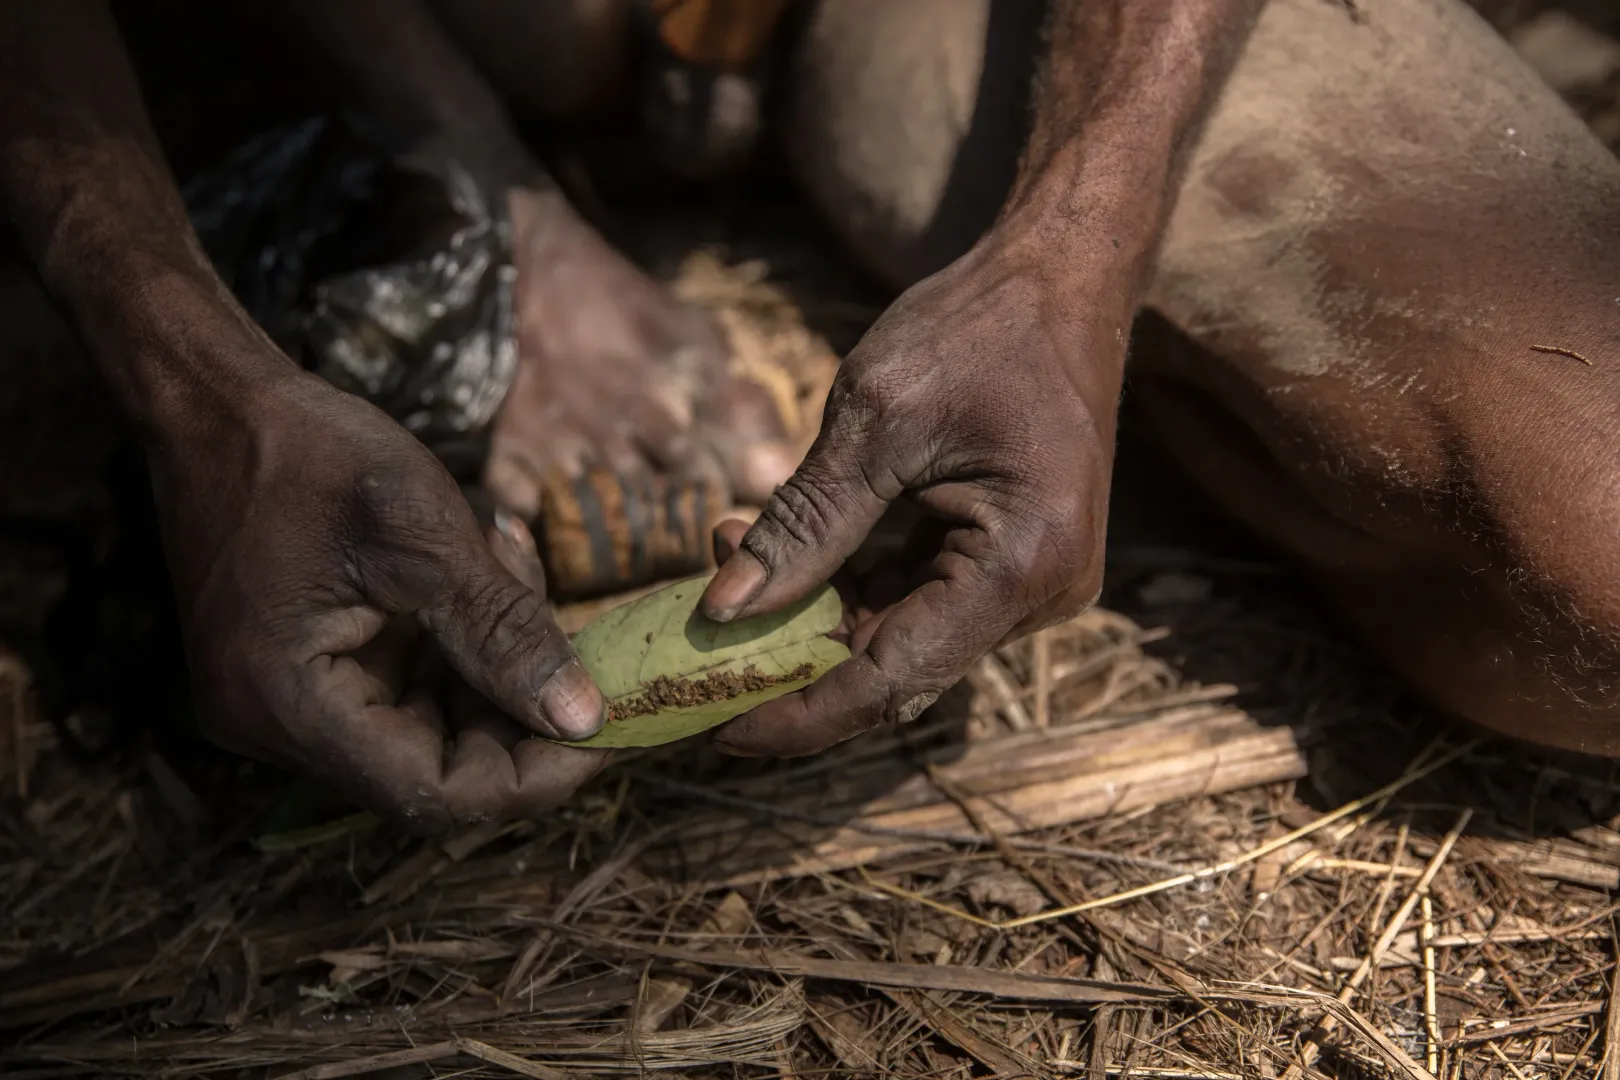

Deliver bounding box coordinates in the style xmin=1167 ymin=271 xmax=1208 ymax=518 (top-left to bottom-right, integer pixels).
xmin=392 ymin=798 xmax=454 ymax=835
xmin=866 ymin=624 xmax=956 ymax=697
xmin=891 ymin=690 xmax=940 ymax=725
xmin=993 ymin=486 xmax=1096 ymax=587
xmin=350 ymin=459 xmax=461 ymax=546
xmin=443 ymin=788 xmax=507 ymax=827
xmin=367 ymin=765 xmax=452 ymax=833
xmin=451 ymin=573 xmax=558 ymax=670
xmin=752 ymin=468 xmax=849 ymax=555
xmin=841 ymin=361 xmax=918 ymax=430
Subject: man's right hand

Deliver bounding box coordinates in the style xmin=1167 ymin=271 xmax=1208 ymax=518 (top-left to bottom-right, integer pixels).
xmin=153 ymin=357 xmax=608 ymax=828
xmin=0 ymin=0 xmax=610 ymax=827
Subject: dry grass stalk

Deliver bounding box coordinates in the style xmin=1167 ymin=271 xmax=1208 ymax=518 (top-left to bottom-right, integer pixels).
xmin=1604 ymin=954 xmax=1620 ymax=1080
xmin=1423 ymin=892 xmax=1440 ymax=1074
xmin=1033 ymin=629 xmax=1054 ymax=729
xmin=1284 ymin=809 xmax=1472 ymax=1080
xmin=858 ymin=743 xmax=1472 ymax=933
xmin=14 ymin=142 xmax=1620 ymax=1074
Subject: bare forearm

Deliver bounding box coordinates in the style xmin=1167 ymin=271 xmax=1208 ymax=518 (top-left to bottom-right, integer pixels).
xmin=247 ymin=0 xmax=545 ymax=196
xmin=0 ymin=1 xmax=287 ymax=443
xmin=1003 ymin=0 xmax=1265 ymax=293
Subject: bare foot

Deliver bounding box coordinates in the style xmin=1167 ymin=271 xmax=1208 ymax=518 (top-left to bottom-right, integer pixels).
xmin=483 ymin=187 xmax=798 ymax=520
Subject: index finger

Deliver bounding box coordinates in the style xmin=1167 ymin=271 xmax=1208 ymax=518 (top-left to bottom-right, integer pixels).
xmin=712 ymin=550 xmax=1022 ymax=757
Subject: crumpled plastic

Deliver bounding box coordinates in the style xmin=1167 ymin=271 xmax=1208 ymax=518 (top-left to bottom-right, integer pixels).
xmin=184 ymin=116 xmax=517 ymax=474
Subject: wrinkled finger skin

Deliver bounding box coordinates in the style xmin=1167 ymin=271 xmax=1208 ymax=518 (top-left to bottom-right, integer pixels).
xmin=699 ymin=0 xmax=1268 ymax=757
xmin=160 ymin=369 xmax=608 ymax=830
xmin=703 ymin=244 xmax=1123 ymax=758
xmin=0 ymin=1 xmax=612 ymax=830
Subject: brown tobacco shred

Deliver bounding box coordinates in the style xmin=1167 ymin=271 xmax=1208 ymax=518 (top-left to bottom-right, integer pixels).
xmin=607 ymin=662 xmax=817 ymax=721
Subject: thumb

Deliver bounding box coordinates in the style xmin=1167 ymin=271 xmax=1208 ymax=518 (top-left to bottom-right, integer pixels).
xmin=421 ymin=546 xmax=606 ymax=741
xmin=700 ymin=431 xmax=891 ymax=623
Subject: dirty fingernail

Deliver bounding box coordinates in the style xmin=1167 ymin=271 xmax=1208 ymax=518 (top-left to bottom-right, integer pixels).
xmin=701 ymin=550 xmax=768 ymax=622
xmin=538 ymin=658 xmax=606 ymax=740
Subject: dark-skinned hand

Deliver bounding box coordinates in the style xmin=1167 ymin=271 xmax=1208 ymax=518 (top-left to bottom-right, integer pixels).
xmin=153 ymin=359 xmax=608 ymax=828
xmin=699 ymin=233 xmax=1130 ymax=756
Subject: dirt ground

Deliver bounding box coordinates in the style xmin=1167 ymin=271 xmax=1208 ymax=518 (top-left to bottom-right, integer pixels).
xmin=6 ymin=3 xmax=1620 ymax=1078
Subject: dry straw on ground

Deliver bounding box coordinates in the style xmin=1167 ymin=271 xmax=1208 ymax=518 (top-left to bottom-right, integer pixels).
xmin=6 ymin=6 xmax=1620 ymax=1076
xmin=5 ymin=583 xmax=1620 ymax=1080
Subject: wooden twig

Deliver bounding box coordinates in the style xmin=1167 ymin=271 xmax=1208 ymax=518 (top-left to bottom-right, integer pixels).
xmin=1032 ymin=629 xmax=1053 ymax=729
xmin=454 ymin=1037 xmax=568 ymax=1079
xmin=1330 ymin=925 xmax=1613 ymax=969
xmin=635 ymin=772 xmax=1189 ymax=876
xmin=1603 ymin=947 xmax=1620 ymax=1080
xmin=1487 ymin=1041 xmax=1534 ymax=1080
xmin=1530 ymin=344 xmax=1593 ymax=365
xmin=1422 ymin=893 xmax=1440 ymax=1075
xmin=1447 ymin=1003 xmax=1605 ymax=1046
xmin=1089 ymin=1005 xmax=1115 ymax=1080
xmin=666 ymin=702 xmax=1307 ymax=885
xmin=1283 ymin=809 xmax=1470 ymax=1080
xmin=968 ymin=652 xmax=1034 ymax=731
xmin=858 ymin=742 xmax=1473 ymax=932
xmin=555 ymin=928 xmax=1435 ymax=1080
xmin=270 ymin=1042 xmax=459 ymax=1080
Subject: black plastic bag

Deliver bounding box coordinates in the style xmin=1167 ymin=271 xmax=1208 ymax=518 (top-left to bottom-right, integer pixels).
xmin=184 ymin=116 xmax=517 ymax=476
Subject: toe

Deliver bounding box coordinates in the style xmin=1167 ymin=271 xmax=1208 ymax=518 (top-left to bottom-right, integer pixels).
xmin=697 ymin=375 xmax=800 ymax=504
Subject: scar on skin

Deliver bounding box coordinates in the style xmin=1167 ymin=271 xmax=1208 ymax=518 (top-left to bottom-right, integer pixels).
xmin=1530 ymin=344 xmax=1593 ymax=366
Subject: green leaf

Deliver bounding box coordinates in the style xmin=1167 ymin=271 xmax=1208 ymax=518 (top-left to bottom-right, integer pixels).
xmin=255 ymin=811 xmax=379 ymax=853
xmin=254 ymin=777 xmax=377 ymax=852
xmin=562 ymin=574 xmax=850 ymax=748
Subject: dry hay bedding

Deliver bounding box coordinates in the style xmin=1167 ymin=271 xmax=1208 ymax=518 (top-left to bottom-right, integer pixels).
xmin=7 ymin=7 xmax=1620 ymax=1076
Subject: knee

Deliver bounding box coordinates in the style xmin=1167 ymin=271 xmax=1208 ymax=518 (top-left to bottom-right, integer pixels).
xmin=1337 ymin=431 xmax=1620 ymax=758
xmin=1483 ymin=454 xmax=1620 ymax=753
xmin=782 ymin=0 xmax=1035 ymax=289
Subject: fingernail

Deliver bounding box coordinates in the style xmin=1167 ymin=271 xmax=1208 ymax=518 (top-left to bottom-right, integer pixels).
xmin=701 ymin=550 xmax=767 ymax=622
xmin=538 ymin=658 xmax=606 ymax=739
xmin=713 ymin=738 xmax=760 ymax=758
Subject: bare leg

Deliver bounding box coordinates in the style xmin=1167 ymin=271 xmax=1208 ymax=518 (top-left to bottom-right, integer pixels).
xmin=783 ymin=0 xmax=1042 ymax=289
xmin=1143 ymin=0 xmax=1620 ymax=754
xmin=787 ymin=0 xmax=1620 ymax=755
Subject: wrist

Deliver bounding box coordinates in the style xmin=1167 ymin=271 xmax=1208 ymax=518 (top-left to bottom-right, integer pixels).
xmin=1002 ymin=0 xmax=1267 ymax=300
xmin=985 ymin=158 xmax=1160 ymax=321
xmin=1003 ymin=129 xmax=1178 ymax=272
xmin=68 ymin=251 xmax=300 ymax=456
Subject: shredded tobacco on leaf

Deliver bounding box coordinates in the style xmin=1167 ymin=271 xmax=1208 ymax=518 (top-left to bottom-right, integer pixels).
xmin=608 ymin=662 xmax=817 ymax=721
